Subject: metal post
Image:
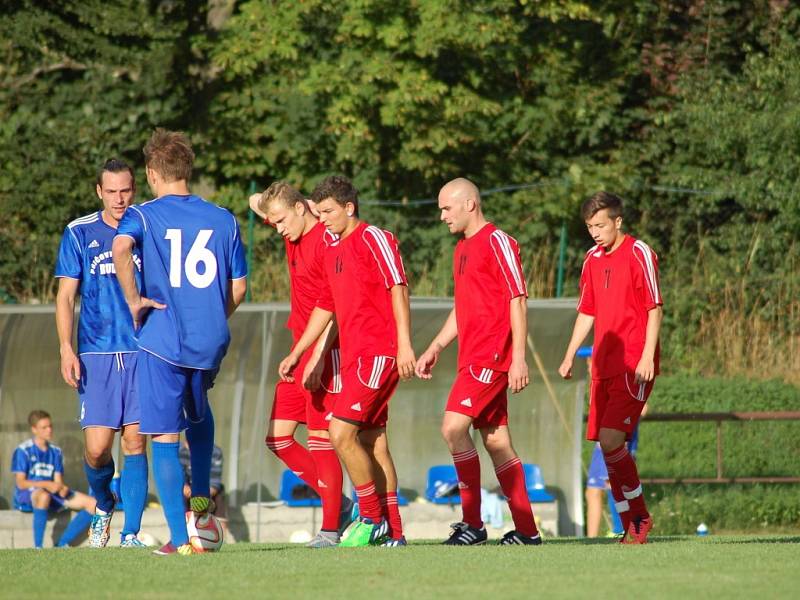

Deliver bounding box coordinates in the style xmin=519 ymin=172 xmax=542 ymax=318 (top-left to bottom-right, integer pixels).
xmin=246 ymin=180 xmax=256 ymax=302
xmin=716 ymin=420 xmax=723 ymax=480
xmin=556 ymin=222 xmax=567 ymax=297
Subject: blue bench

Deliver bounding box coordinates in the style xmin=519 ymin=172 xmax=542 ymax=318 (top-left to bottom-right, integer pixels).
xmin=424 ymin=463 xmax=555 ymax=504
xmin=279 ymin=470 xmax=322 ymax=507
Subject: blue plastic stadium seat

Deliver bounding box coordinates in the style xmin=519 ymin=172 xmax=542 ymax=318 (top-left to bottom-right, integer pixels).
xmin=425 ymin=465 xmax=461 ymax=505
xmin=279 ymin=469 xmax=322 ymax=507
xmin=523 ymin=463 xmax=555 ymax=502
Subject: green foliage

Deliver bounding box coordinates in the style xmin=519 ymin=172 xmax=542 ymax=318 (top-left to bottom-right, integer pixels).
xmin=2 ymin=0 xmax=800 ymax=383
xmin=649 ymin=484 xmax=800 ymax=533
xmin=0 ymin=0 xmax=208 ymax=300
xmin=637 ymin=374 xmax=800 ymax=480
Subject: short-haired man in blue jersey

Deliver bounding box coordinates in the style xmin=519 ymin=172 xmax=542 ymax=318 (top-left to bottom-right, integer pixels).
xmin=55 ymin=158 xmax=149 ymax=548
xmin=12 ymin=410 xmax=97 ymax=548
xmin=113 ymin=128 xmax=247 ymax=556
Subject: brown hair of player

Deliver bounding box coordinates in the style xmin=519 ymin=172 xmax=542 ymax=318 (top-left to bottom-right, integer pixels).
xmin=581 ymin=191 xmax=624 ymax=221
xmin=95 ymin=158 xmax=135 ymax=188
xmin=28 ymin=410 xmax=51 ymax=427
xmin=259 ymin=180 xmax=306 ymax=214
xmin=311 ymin=175 xmax=359 ymax=217
xmin=143 ymin=128 xmax=195 ymax=183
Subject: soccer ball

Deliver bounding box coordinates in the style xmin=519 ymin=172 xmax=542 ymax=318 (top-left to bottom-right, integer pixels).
xmin=185 ymin=511 xmax=224 ymax=552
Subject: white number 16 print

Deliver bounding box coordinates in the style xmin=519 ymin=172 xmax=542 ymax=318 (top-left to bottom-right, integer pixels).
xmin=165 ymin=229 xmax=217 ymax=288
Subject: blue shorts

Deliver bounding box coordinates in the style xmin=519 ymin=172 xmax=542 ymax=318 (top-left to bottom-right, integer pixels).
xmin=586 ymin=444 xmax=608 ymax=489
xmin=137 ymin=351 xmax=217 ymax=435
xmin=14 ymin=488 xmax=75 ymax=513
xmin=586 ymin=426 xmax=640 ymax=489
xmin=78 ymin=352 xmax=139 ymax=429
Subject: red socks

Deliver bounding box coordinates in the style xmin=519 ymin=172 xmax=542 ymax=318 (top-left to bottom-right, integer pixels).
xmin=308 ymin=436 xmax=343 ymax=532
xmin=379 ymin=491 xmax=403 ymax=539
xmin=495 ymin=457 xmax=539 ymax=537
xmin=604 ymin=444 xmax=649 ymax=521
xmin=354 ymin=482 xmax=382 ymax=521
xmin=266 ymin=435 xmax=320 ymax=493
xmin=452 ymin=448 xmax=483 ymax=529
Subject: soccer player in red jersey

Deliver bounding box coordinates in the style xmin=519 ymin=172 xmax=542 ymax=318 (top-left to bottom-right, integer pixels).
xmin=249 ymin=182 xmax=353 ymax=548
xmin=558 ymin=191 xmax=663 ymax=544
xmin=278 ymin=175 xmax=415 ymax=547
xmin=416 ymin=178 xmax=541 ymax=546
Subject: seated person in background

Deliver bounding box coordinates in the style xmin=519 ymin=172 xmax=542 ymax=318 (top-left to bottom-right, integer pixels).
xmin=179 ymin=440 xmax=227 ymax=528
xmin=12 ymin=410 xmax=97 ymax=548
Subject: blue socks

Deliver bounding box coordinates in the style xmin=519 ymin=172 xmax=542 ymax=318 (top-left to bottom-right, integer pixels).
xmin=32 ymin=508 xmax=47 ymax=548
xmin=56 ymin=510 xmax=93 ymax=547
xmin=185 ymin=411 xmax=215 ymax=498
xmin=120 ymin=453 xmax=148 ymax=537
xmin=84 ymin=459 xmax=115 ymax=513
xmin=151 ymin=441 xmax=188 ymax=546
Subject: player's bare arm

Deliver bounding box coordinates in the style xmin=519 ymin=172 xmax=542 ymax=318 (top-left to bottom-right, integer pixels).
xmin=390 ymin=284 xmax=416 ymax=380
xmin=55 ymin=277 xmax=81 ymax=388
xmin=227 ymin=277 xmax=247 ymax=318
xmin=111 ymin=235 xmax=166 ymax=327
xmin=15 ymin=472 xmax=59 ymax=494
xmin=415 ymin=307 xmax=458 ymax=379
xmin=508 ymin=295 xmax=530 ymax=394
xmin=302 ymin=320 xmax=338 ymax=391
xmin=278 ymin=307 xmax=333 ymax=382
xmin=558 ymin=312 xmax=595 ymax=379
xmin=249 ymin=192 xmax=267 ymax=221
xmin=635 ymin=305 xmax=663 ymax=384
xmin=53 ymin=472 xmax=70 ymax=497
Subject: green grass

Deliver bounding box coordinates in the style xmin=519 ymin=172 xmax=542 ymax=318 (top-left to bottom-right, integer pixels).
xmin=1 ymin=536 xmax=797 ymax=599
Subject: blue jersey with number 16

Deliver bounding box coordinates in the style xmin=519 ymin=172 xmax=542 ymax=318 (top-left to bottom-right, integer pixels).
xmin=116 ymin=194 xmax=247 ymax=370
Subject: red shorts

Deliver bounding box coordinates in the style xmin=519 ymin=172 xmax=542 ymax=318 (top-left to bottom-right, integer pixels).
xmin=333 ymin=355 xmax=399 ymax=429
xmin=445 ymin=365 xmax=509 ymax=429
xmin=270 ymin=348 xmax=342 ymax=430
xmin=586 ymin=371 xmax=655 ymax=441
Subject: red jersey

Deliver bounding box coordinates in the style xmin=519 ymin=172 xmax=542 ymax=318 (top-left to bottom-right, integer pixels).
xmin=577 ymin=234 xmax=662 ymax=379
xmin=317 ymin=221 xmax=407 ymax=369
xmin=283 ymin=222 xmax=336 ymax=342
xmin=454 ymin=223 xmax=527 ymax=372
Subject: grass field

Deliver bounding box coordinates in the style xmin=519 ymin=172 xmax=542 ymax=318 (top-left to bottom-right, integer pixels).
xmin=1 ymin=536 xmax=797 ymax=599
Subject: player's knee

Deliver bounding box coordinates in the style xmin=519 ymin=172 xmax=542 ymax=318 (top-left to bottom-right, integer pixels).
xmin=329 ymin=427 xmax=355 ymax=452
xmin=483 ymin=435 xmax=511 ymax=456
xmin=598 ymin=431 xmax=624 ymax=453
xmin=121 ymin=435 xmax=145 ymax=456
xmin=440 ymin=421 xmax=468 ymax=446
xmin=84 ymin=446 xmax=112 ymax=467
xmin=31 ymin=489 xmax=51 ymax=509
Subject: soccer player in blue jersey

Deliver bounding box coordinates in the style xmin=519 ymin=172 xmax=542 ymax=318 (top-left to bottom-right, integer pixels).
xmin=12 ymin=410 xmax=97 ymax=548
xmin=112 ymin=129 xmax=247 ymax=556
xmin=55 ymin=158 xmax=150 ymax=548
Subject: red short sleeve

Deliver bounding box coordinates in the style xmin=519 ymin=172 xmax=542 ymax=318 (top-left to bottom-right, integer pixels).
xmin=631 ymin=241 xmax=662 ymax=310
xmin=362 ymin=226 xmax=407 ymax=289
xmin=488 ymin=230 xmax=527 ymax=300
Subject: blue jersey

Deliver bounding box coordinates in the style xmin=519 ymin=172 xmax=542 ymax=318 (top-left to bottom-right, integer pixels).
xmin=55 ymin=211 xmax=142 ymax=353
xmin=11 ymin=439 xmax=64 ymax=489
xmin=116 ymin=194 xmax=247 ymax=369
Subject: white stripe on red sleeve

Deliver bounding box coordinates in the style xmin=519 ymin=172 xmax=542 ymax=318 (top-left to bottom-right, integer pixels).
xmin=363 ymin=226 xmax=406 ymax=287
xmin=489 ymin=230 xmax=527 ymax=297
xmin=632 ymin=240 xmax=662 ymax=305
